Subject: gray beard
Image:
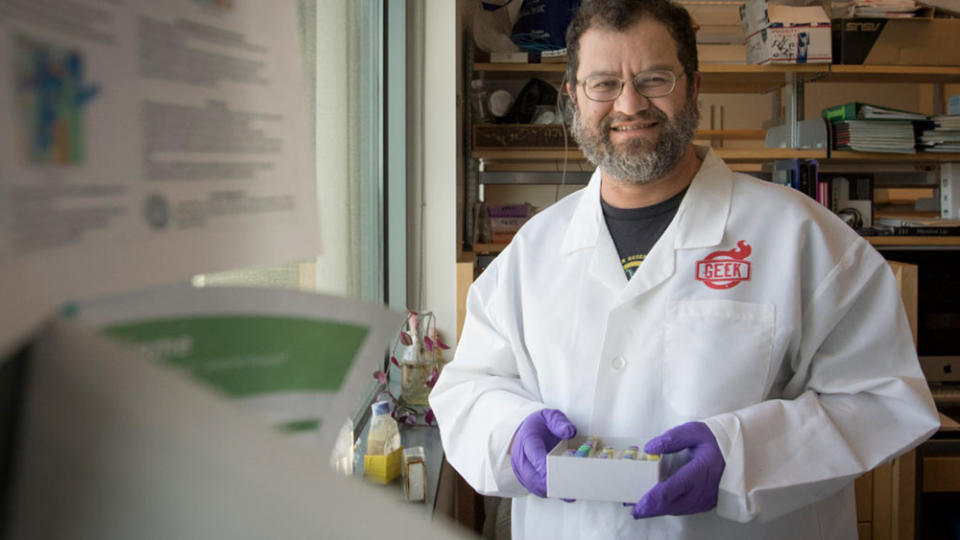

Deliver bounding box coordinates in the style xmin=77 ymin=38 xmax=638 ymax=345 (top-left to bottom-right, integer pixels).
xmin=570 ymin=97 xmax=700 ymax=185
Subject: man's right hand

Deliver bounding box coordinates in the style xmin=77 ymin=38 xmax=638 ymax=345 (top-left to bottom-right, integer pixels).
xmin=510 ymin=409 xmax=577 ymax=497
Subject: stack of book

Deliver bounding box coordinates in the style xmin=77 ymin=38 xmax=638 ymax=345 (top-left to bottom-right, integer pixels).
xmin=919 ymin=115 xmax=960 ymax=153
xmin=830 ymin=0 xmax=920 ymax=17
xmin=822 ymin=102 xmax=929 ymax=154
xmin=872 ymin=217 xmax=960 ymax=236
xmin=832 ymin=0 xmax=920 ymax=19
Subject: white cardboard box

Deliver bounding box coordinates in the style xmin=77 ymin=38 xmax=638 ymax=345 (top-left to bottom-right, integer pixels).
xmin=740 ymin=0 xmax=832 ymax=64
xmin=546 ymin=436 xmax=663 ymax=503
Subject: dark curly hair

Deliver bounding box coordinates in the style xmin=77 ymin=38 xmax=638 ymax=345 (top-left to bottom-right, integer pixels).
xmin=565 ymin=0 xmax=698 ymax=93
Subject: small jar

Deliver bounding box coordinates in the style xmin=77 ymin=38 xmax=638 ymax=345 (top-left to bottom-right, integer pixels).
xmin=400 ymin=346 xmax=431 ymax=406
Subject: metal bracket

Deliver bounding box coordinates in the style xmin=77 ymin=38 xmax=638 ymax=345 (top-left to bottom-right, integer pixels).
xmin=784 ymin=72 xmax=805 ymax=148
xmin=942 ymin=163 xmax=959 ymax=219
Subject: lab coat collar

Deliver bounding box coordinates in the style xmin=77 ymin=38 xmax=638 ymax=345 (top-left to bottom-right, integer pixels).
xmin=560 ymin=166 xmax=605 ymax=255
xmin=559 ymin=146 xmax=732 ymax=256
xmin=672 ymin=146 xmax=733 ymax=251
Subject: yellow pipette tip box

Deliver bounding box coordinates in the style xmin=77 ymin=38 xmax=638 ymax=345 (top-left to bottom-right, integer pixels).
xmin=364 ymin=447 xmax=403 ymax=484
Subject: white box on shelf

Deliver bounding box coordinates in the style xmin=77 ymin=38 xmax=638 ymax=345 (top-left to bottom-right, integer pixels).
xmin=546 ymin=436 xmax=663 ymax=503
xmin=740 ymin=0 xmax=832 ymax=64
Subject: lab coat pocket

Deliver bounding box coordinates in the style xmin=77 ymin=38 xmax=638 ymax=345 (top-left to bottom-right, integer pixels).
xmin=663 ymin=300 xmax=775 ymax=418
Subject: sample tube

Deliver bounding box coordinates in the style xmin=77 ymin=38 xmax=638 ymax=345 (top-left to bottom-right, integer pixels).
xmin=574 ymin=436 xmax=599 ymax=458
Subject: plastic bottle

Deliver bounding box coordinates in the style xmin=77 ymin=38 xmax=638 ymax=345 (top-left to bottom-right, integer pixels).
xmin=471 ymin=79 xmax=490 ymax=123
xmin=367 ymin=400 xmax=401 ymax=455
xmin=487 ymin=88 xmax=514 ymax=119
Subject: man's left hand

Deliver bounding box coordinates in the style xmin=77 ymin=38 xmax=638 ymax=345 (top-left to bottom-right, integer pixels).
xmin=631 ymin=421 xmax=725 ymax=519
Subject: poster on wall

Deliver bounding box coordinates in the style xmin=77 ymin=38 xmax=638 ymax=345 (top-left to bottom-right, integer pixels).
xmin=0 ymin=0 xmax=318 ymax=354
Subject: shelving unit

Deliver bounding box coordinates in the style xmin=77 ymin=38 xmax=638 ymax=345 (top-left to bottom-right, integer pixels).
xmin=463 ymin=56 xmax=959 ymax=540
xmin=465 ymin=62 xmax=960 ymax=256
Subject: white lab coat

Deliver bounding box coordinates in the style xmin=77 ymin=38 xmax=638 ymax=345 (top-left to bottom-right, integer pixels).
xmin=430 ymin=147 xmax=940 ymax=540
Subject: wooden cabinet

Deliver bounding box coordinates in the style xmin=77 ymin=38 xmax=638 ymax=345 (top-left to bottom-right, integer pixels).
xmin=851 ymin=261 xmax=920 ymax=540
xmin=855 ymin=450 xmax=918 ymax=540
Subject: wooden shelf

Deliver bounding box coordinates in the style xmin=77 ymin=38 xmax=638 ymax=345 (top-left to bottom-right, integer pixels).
xmin=473 ymin=148 xmax=583 ymax=160
xmin=473 ymin=147 xmax=960 ymax=163
xmin=474 ymin=62 xmax=567 ymax=74
xmin=698 ymin=129 xmax=766 ymax=140
xmin=866 ymin=236 xmax=960 ymax=247
xmin=719 ymin=148 xmax=826 ymax=162
xmin=473 ymin=147 xmax=828 ymax=162
xmin=473 ymin=63 xmax=960 ymax=93
xmin=472 ymin=243 xmax=508 ymax=254
xmin=472 ymin=236 xmax=960 ymax=255
xmin=822 ymin=65 xmax=960 ymax=85
xmin=474 ymin=62 xmax=827 ymax=93
xmin=699 ymin=64 xmax=826 ymax=94
xmin=829 ymin=151 xmax=960 ymax=163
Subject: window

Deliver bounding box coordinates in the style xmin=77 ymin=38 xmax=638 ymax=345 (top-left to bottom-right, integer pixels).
xmin=195 ymin=0 xmax=387 ymax=302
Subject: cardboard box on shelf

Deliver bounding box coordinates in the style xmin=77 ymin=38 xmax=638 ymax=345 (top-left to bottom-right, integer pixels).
xmin=831 ymin=18 xmax=960 ymax=66
xmin=698 ymin=43 xmax=748 ymax=64
xmin=546 ymin=436 xmax=664 ymax=503
xmin=681 ymin=1 xmax=745 ymax=45
xmin=740 ymin=0 xmax=832 ymax=64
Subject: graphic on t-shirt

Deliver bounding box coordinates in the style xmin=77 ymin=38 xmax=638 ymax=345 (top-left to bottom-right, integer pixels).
xmin=621 ymin=254 xmax=646 ymax=280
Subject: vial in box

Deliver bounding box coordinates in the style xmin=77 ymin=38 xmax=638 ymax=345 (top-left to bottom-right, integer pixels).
xmin=546 ymin=436 xmax=664 ymax=503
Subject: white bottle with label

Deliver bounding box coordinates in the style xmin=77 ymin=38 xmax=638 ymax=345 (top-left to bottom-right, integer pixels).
xmin=367 ymin=400 xmax=401 ymax=455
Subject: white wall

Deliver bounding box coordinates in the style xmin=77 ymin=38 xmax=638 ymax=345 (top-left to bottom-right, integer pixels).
xmin=314 ymin=0 xmax=350 ymax=295
xmin=421 ymin=0 xmax=458 ymax=343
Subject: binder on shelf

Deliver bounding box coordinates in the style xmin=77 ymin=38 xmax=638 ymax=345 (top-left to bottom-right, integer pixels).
xmin=767 ymin=159 xmax=820 ymax=201
xmin=817 ymin=180 xmax=831 ymax=208
xmin=798 ymin=159 xmax=819 ymax=200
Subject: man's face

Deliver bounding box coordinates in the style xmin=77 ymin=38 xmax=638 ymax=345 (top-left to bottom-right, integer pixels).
xmin=569 ymin=18 xmax=701 ymax=184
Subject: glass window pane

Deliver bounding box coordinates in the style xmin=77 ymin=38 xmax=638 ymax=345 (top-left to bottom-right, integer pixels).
xmin=195 ymin=0 xmax=384 ymax=301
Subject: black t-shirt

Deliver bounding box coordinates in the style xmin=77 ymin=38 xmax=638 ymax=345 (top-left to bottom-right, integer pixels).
xmin=601 ymin=187 xmax=687 ymax=280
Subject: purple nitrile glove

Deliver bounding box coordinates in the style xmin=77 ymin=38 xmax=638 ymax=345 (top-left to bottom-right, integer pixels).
xmin=510 ymin=409 xmax=577 ymax=497
xmin=631 ymin=421 xmax=725 ymax=519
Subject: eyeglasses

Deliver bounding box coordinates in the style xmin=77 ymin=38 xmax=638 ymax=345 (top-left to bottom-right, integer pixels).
xmin=578 ymin=70 xmax=684 ymax=102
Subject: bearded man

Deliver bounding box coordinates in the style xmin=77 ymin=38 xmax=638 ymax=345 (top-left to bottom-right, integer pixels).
xmin=430 ymin=1 xmax=938 ymax=538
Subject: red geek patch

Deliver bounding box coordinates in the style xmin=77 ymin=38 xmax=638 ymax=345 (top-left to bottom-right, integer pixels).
xmin=696 ymin=241 xmax=752 ymax=290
